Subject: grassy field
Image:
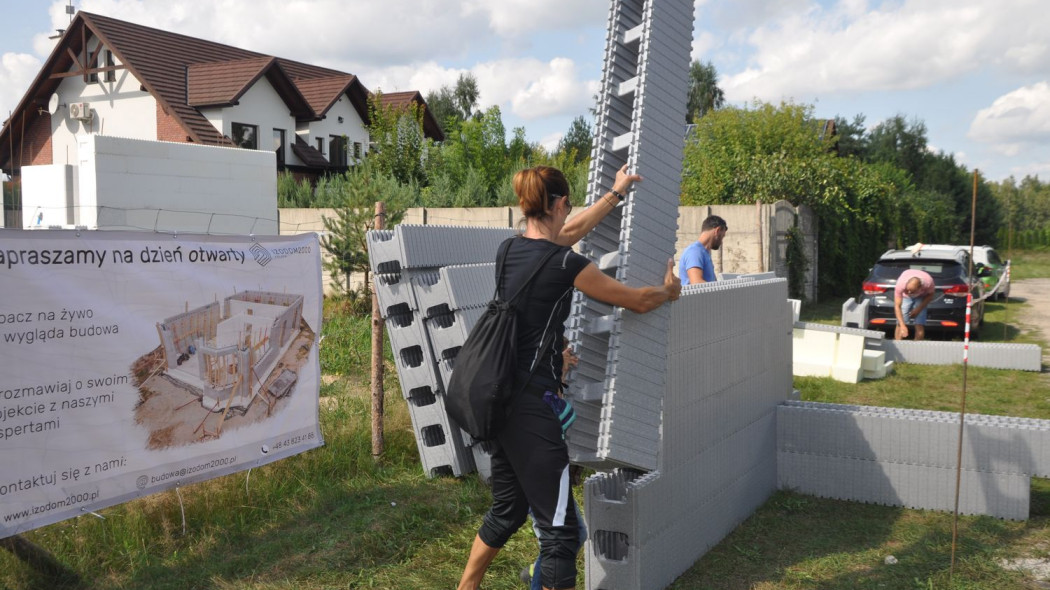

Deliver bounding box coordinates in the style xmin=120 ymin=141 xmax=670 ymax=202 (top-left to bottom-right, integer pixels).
xmin=2 ymin=252 xmax=1049 ymax=590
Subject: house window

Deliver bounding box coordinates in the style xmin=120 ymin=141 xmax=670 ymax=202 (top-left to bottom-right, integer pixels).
xmin=316 ymin=137 xmax=324 ymax=154
xmin=104 ymin=50 xmax=115 ymax=82
xmin=273 ymin=129 xmax=286 ymax=166
xmin=329 ymin=135 xmax=347 ymax=167
xmin=232 ymin=123 xmax=258 ymax=149
xmin=353 ymin=141 xmax=362 ymax=160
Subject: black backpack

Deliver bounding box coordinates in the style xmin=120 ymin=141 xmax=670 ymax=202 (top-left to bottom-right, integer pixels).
xmin=444 ymin=238 xmax=560 ymax=441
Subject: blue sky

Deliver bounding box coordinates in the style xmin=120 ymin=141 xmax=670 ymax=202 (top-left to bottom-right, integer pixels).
xmin=2 ymin=0 xmax=1048 ymax=182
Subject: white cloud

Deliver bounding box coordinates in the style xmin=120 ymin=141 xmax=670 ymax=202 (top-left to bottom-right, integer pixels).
xmin=538 ymin=130 xmax=563 ymax=152
xmin=717 ymin=0 xmax=1050 ymax=103
xmin=462 ymin=0 xmax=605 ymax=36
xmin=71 ymin=0 xmax=491 ymax=68
xmin=475 ymin=57 xmax=597 ymax=120
xmin=968 ymin=82 xmax=1050 ymax=156
xmin=0 ymin=53 xmax=42 ymax=121
xmin=691 ymin=31 xmax=718 ymax=62
xmin=358 ymin=56 xmax=598 ymax=123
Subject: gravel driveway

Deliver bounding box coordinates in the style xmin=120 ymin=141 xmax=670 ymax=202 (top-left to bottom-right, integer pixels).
xmin=1007 ymin=278 xmax=1050 ymax=366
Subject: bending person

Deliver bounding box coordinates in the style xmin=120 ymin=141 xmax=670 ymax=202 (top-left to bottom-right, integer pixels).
xmin=894 ymin=268 xmax=936 ymax=341
xmin=456 ymin=164 xmax=681 ymax=590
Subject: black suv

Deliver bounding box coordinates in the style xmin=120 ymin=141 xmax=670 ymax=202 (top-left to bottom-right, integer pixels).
xmin=859 ymin=248 xmax=985 ymax=338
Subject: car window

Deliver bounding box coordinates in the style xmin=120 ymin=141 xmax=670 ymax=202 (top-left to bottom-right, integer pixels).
xmin=986 ymin=250 xmax=1003 ymax=265
xmin=872 ymin=260 xmax=964 ymax=280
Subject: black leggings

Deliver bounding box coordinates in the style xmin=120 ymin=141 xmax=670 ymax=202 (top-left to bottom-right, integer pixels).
xmin=478 ymin=389 xmax=580 ymax=589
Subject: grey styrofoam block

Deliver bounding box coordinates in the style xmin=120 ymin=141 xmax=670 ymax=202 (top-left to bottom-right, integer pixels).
xmin=374 ymin=270 xmax=419 ymax=318
xmin=394 ymin=225 xmax=515 ymax=269
xmin=390 ymin=341 xmax=443 ymax=399
xmin=409 ymin=269 xmax=447 ymax=317
xmin=778 ymin=401 xmax=1050 ymax=478
xmin=794 ymin=321 xmax=885 ymax=342
xmin=586 ymin=456 xmax=776 ymax=590
xmin=424 ymin=306 xmax=483 ymax=359
xmin=777 ymin=451 xmax=1030 ymax=520
xmin=366 ymin=229 xmax=402 ymax=277
xmin=883 ymin=340 xmax=1042 ymax=371
xmin=384 ymin=309 xmax=429 ymax=357
xmin=401 ymin=392 xmax=475 ymax=478
xmin=414 ymin=262 xmax=497 ymax=317
xmin=841 ymin=297 xmax=869 ymax=329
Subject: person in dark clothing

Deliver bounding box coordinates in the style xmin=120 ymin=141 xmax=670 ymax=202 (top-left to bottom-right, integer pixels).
xmin=456 ymin=164 xmax=681 ymax=590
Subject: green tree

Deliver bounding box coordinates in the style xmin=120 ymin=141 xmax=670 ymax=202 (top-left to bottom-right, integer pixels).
xmin=276 ymin=172 xmax=314 ymax=207
xmin=865 ymin=114 xmax=928 ymax=182
xmin=424 ymin=73 xmax=481 ymax=134
xmin=858 ymin=114 xmax=1002 ymax=245
xmin=832 ymin=114 xmax=868 ymax=158
xmin=686 ymin=60 xmax=725 ymax=123
xmin=424 ymin=106 xmax=510 ymax=206
xmin=320 ymin=161 xmax=416 ymax=306
xmin=557 ymin=115 xmax=593 ymax=164
xmin=453 ymin=73 xmax=480 ymax=121
xmin=367 ymin=91 xmax=429 ymax=187
xmin=682 ymin=101 xmax=911 ymax=297
xmin=425 ymin=86 xmax=458 ymax=134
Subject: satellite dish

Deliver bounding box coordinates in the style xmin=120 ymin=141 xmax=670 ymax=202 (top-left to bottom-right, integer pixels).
xmin=47 ymin=93 xmax=60 ymax=115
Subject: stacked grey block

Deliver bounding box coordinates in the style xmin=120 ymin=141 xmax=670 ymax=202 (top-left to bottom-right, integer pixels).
xmin=565 ymin=0 xmax=693 ymax=472
xmin=415 ymin=262 xmax=500 ymax=483
xmin=883 ymin=340 xmax=1042 ymax=371
xmin=367 ymin=225 xmax=515 ymax=478
xmin=585 ymin=278 xmax=792 ymax=590
xmin=777 ymin=400 xmax=1050 ymax=520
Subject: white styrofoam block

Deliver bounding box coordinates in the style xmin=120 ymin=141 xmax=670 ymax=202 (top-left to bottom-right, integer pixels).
xmin=834 ymin=333 xmax=865 ymax=372
xmin=861 ymin=349 xmax=886 ymax=371
xmin=792 ymin=328 xmax=837 ymax=370
xmin=793 ymin=362 xmax=832 ymax=378
xmin=830 ymin=366 xmax=862 ymax=383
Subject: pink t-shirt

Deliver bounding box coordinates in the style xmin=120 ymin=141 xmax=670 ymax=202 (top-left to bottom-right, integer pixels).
xmin=894 ymin=269 xmax=935 ymax=298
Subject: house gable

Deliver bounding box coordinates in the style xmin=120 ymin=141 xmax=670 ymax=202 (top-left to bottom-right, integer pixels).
xmin=2 ymin=10 xmax=439 ymax=177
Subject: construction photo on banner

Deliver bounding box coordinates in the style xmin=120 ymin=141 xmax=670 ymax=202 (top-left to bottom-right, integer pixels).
xmin=0 ymin=230 xmax=324 ymax=539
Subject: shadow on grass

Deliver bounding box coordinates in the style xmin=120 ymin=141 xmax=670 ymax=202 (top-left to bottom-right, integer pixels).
xmin=1 ymin=388 xmax=494 ymax=590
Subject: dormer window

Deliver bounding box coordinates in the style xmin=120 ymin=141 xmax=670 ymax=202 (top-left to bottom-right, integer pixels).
xmin=232 ymin=123 xmax=258 ymax=149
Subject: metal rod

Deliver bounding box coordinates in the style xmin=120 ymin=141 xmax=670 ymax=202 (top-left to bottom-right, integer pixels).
xmin=950 ymin=169 xmax=979 ymax=577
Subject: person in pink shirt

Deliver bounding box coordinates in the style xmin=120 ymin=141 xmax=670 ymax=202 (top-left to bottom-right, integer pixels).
xmin=894 ymin=269 xmax=936 ymax=340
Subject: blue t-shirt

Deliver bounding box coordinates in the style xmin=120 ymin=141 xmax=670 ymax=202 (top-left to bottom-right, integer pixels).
xmin=679 ymin=241 xmax=716 ymax=285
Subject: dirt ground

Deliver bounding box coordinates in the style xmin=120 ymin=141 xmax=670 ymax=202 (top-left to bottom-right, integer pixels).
xmin=1006 ymin=278 xmax=1050 ymax=367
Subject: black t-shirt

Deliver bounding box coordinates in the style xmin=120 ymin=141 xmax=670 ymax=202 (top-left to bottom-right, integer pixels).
xmin=497 ymin=236 xmax=589 ymax=392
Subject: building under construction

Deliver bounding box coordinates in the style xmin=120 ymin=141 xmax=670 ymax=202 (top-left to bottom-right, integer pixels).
xmin=155 ymin=290 xmax=305 ymax=412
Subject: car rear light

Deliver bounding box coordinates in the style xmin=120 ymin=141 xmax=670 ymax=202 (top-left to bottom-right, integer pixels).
xmin=941 ymin=320 xmax=959 ymax=327
xmin=862 ymin=282 xmax=886 ymax=295
xmin=870 ymin=319 xmax=887 ymax=324
xmin=943 ymin=284 xmax=969 ymax=294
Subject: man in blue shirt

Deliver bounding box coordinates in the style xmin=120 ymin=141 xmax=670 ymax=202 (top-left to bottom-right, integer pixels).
xmin=679 ymin=215 xmax=727 ymax=285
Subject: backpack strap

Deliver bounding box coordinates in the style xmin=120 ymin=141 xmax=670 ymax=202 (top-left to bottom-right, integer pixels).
xmin=500 ymin=239 xmax=562 ymax=304
xmin=495 ymin=238 xmax=566 ymax=396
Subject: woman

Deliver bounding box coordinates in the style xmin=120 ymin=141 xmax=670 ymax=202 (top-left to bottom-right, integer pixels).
xmin=457 ymin=164 xmax=681 ymax=590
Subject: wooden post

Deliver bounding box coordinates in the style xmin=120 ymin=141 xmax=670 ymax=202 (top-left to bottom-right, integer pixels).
xmin=371 ymin=201 xmax=386 ymax=459
xmin=756 ymin=200 xmax=764 ymax=273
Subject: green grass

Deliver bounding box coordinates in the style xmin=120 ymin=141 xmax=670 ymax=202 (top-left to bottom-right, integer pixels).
xmin=2 ymin=253 xmax=1049 ymax=590
xmin=1004 ymin=248 xmax=1050 ymax=281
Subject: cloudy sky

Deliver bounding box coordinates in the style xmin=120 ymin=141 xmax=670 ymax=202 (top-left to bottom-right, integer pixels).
xmin=1 ymin=0 xmax=1048 ymax=182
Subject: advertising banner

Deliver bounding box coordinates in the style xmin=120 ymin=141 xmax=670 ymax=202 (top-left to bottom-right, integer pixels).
xmin=0 ymin=230 xmax=323 ymax=538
